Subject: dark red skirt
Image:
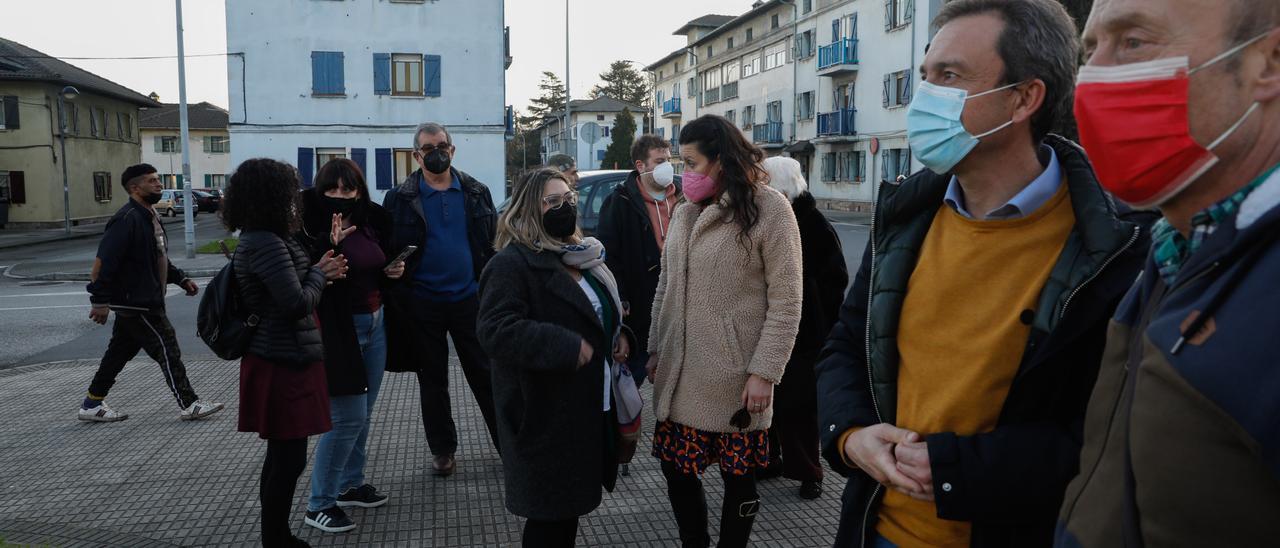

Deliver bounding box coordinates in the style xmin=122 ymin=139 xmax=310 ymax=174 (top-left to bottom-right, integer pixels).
xmin=238 ymin=353 xmax=332 ymax=440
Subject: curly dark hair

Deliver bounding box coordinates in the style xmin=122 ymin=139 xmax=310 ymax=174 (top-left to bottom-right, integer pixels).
xmin=678 ymin=114 xmax=766 ymax=241
xmin=221 ymin=158 xmax=302 ymax=237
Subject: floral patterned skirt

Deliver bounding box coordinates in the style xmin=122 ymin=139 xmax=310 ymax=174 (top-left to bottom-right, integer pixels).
xmin=651 ymin=420 xmax=770 ymax=476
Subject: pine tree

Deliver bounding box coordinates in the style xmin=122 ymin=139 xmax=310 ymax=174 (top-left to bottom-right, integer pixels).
xmin=602 ymin=108 xmax=638 ymax=170
xmin=528 ymin=71 xmax=567 ymax=120
xmin=590 ymin=61 xmax=649 ymax=108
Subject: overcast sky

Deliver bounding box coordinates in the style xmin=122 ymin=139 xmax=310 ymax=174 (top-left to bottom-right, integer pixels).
xmin=5 ymin=0 xmax=752 ymax=112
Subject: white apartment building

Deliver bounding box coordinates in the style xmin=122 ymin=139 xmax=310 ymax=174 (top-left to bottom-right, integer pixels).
xmin=538 ymin=97 xmax=645 ymax=171
xmin=139 ymin=101 xmax=231 ymax=190
xmin=648 ymin=0 xmax=943 ymax=209
xmin=226 ymin=0 xmax=513 ymax=203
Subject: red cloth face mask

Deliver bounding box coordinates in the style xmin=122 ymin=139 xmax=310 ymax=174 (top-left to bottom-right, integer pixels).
xmin=1074 ymin=35 xmax=1268 ymax=208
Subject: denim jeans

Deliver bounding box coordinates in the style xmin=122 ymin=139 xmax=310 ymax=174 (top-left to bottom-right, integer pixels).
xmin=307 ymin=308 xmax=387 ymax=512
xmin=871 ymin=533 xmax=898 ymax=548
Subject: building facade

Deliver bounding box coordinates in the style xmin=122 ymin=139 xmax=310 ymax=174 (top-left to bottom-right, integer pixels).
xmin=140 ymin=101 xmax=232 ymax=190
xmin=648 ymin=0 xmax=942 ymax=210
xmin=0 ymin=38 xmax=160 ymax=227
xmin=539 ymin=97 xmax=644 ymax=171
xmin=226 ymin=0 xmax=513 ymax=203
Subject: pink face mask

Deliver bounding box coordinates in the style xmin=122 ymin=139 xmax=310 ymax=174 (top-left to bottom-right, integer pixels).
xmin=681 ymin=169 xmax=718 ymax=203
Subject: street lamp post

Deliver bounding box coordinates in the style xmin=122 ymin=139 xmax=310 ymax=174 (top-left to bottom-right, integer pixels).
xmin=55 ymin=85 xmax=80 ymax=235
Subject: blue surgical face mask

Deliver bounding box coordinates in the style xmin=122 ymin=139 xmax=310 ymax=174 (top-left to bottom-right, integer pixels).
xmin=907 ymin=80 xmax=1022 ymax=174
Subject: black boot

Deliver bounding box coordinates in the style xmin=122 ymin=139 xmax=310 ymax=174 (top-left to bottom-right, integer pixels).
xmin=718 ymin=473 xmax=760 ymax=548
xmin=662 ymin=461 xmax=712 ymax=548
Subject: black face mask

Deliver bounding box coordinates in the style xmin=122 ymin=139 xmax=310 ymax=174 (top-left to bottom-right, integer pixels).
xmin=143 ymin=191 xmax=162 ymax=205
xmin=542 ymin=204 xmax=578 ymax=239
xmin=322 ymin=195 xmax=358 ymax=216
xmin=424 ymin=149 xmax=452 ymax=174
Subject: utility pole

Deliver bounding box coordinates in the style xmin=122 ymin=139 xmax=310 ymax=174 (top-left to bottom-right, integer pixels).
xmin=176 ymin=0 xmax=195 ymax=258
xmin=563 ymin=0 xmax=572 ymax=163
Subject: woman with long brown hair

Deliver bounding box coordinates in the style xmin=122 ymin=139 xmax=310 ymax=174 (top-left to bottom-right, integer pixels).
xmin=647 ymin=115 xmax=803 ymax=547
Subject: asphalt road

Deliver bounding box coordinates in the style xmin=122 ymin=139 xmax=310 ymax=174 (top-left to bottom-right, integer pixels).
xmin=0 ymin=213 xmax=870 ymax=370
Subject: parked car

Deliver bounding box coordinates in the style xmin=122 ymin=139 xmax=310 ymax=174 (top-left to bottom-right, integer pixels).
xmin=192 ymin=190 xmax=221 ymax=212
xmin=157 ymin=189 xmax=198 ymax=218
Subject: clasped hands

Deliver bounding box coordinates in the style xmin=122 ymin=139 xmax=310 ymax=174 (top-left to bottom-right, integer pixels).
xmin=843 ymin=424 xmax=936 ymax=501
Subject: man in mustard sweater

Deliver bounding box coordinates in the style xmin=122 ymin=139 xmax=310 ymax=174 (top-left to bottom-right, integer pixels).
xmin=815 ymin=1 xmax=1153 ymax=547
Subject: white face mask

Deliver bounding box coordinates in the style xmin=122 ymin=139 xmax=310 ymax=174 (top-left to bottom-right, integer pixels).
xmin=645 ymin=161 xmax=675 ymax=188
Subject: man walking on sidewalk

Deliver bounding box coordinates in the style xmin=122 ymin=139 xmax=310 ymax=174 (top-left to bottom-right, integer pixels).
xmin=383 ymin=122 xmax=500 ymax=476
xmin=79 ymin=163 xmax=224 ymax=422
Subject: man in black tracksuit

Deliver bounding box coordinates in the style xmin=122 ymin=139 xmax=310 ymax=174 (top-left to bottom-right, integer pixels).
xmin=80 ymin=163 xmax=223 ymax=422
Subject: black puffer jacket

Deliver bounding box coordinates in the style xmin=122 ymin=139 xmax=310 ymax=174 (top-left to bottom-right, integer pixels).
xmin=234 ymin=229 xmax=326 ymax=364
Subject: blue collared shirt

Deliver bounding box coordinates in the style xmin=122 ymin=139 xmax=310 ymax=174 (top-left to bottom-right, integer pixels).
xmin=414 ymin=172 xmax=477 ymax=301
xmin=944 ymin=145 xmax=1063 ymax=220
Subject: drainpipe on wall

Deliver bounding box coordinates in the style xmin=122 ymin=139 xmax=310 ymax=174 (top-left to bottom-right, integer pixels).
xmin=788 ymin=0 xmax=799 ymax=145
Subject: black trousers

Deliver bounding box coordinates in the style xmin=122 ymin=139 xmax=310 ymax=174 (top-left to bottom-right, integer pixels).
xmin=662 ymin=461 xmax=761 ymax=548
xmin=410 ymin=294 xmax=500 ymax=456
xmin=522 ymin=517 xmax=580 ymax=548
xmin=87 ymin=311 xmax=199 ymax=409
xmin=260 ymin=438 xmax=308 ymax=546
xmin=769 ymin=357 xmax=824 ymax=482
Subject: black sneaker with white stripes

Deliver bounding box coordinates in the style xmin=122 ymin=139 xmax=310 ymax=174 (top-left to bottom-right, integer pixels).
xmin=336 ymin=484 xmax=389 ymax=509
xmin=304 ymin=506 xmax=356 ymax=533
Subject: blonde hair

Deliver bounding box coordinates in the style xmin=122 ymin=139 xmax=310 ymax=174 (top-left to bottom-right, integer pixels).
xmin=762 ymin=156 xmax=808 ymax=202
xmin=494 ymin=167 xmax=580 ymax=251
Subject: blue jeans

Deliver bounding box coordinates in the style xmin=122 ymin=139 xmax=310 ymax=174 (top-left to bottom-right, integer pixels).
xmin=308 ymin=308 xmax=387 ymax=512
xmin=871 ymin=533 xmax=898 ymax=548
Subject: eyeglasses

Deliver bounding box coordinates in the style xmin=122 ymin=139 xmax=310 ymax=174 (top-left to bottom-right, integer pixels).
xmin=418 ymin=144 xmax=451 ymax=155
xmin=542 ymin=191 xmax=578 ymax=210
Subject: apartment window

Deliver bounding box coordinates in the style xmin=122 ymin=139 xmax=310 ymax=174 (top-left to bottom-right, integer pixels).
xmin=115 ymin=113 xmax=124 ymax=139
xmin=767 ymin=100 xmax=782 ymax=123
xmin=394 ymin=149 xmax=416 ymax=182
xmin=703 ymin=68 xmax=721 ymax=94
xmin=723 ymin=60 xmax=740 ymax=84
xmin=676 ymin=62 xmax=681 ymax=72
xmin=597 ymin=114 xmax=606 ymax=121
xmin=316 ymin=147 xmax=347 ymax=168
xmin=204 ymin=135 xmax=230 ymax=153
xmin=90 ymin=107 xmax=105 ymax=137
xmin=688 ymin=77 xmax=697 ymax=97
xmin=725 ymin=110 xmax=736 ymax=125
xmin=674 ymin=81 xmax=682 ymax=97
xmin=157 ymin=136 xmax=181 ymax=153
xmin=122 ymin=113 xmax=132 ymax=139
xmin=0 ymin=96 xmax=11 ymax=130
xmin=0 ymin=170 xmax=25 ymax=204
xmin=746 ymin=28 xmax=754 ymax=43
xmin=603 ymin=127 xmax=611 ymax=138
xmin=821 ymin=152 xmax=836 ymax=181
xmin=392 ymin=53 xmax=424 ymax=96
xmin=882 ymin=148 xmax=912 ymax=180
xmin=795 ymin=30 xmax=816 ymax=59
xmin=771 ymin=14 xmax=780 ymax=30
xmin=742 ymin=53 xmax=761 ymax=78
xmin=884 ymin=70 xmax=913 ymax=108
xmin=93 ymin=172 xmax=112 ymax=202
xmin=208 ymin=174 xmax=228 ymax=188
xmin=853 ymin=151 xmax=867 ymax=182
xmin=660 ymin=70 xmax=665 ymax=80
xmin=63 ymin=104 xmax=78 ymax=134
xmin=764 ymin=41 xmax=788 ymax=71
xmin=885 ymin=0 xmax=914 ymax=31
xmin=707 ymin=45 xmax=714 ymax=58
xmin=803 ymin=0 xmax=812 ymax=13
xmin=797 ymin=91 xmax=814 ymax=120
xmin=742 ymin=105 xmax=756 ymax=128
xmin=728 ymin=37 xmax=735 ymax=50
xmin=311 ymin=51 xmax=345 ymax=95
xmin=162 ymin=174 xmax=180 ymax=189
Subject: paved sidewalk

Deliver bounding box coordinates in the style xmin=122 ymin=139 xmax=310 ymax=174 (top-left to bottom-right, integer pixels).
xmin=4 ymin=253 xmax=228 ymax=281
xmin=0 ymin=358 xmax=845 ymax=547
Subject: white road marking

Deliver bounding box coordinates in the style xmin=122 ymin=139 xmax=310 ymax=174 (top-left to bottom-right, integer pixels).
xmin=0 ymin=291 xmax=88 ymax=298
xmin=0 ymin=304 xmax=85 ymax=312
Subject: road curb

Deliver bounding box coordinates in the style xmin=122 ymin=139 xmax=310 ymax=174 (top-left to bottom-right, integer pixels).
xmin=0 ymin=231 xmax=102 ymax=251
xmin=12 ymin=268 xmax=222 ymax=282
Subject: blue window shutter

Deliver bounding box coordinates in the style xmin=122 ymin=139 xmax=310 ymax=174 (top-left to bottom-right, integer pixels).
xmin=311 ymin=52 xmax=325 ymax=94
xmin=832 ymin=19 xmax=840 ymax=42
xmin=852 ymin=13 xmax=859 ymax=39
xmin=204 ymin=174 xmax=212 ymax=187
xmin=329 ymin=52 xmax=345 ymax=94
xmin=373 ymin=53 xmax=391 ymax=95
xmin=424 ymin=54 xmax=442 ymax=97
xmin=375 ymin=148 xmax=393 ymax=190
xmin=298 ymin=147 xmax=314 ymax=187
xmin=597 ymin=149 xmax=606 ymax=162
xmin=351 ymin=148 xmax=367 ymax=179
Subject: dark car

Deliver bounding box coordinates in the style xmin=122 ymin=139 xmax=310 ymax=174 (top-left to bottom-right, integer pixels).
xmin=192 ymin=189 xmax=221 ymax=212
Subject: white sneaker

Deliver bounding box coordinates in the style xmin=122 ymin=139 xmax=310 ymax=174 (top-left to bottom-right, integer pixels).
xmin=179 ymin=400 xmax=225 ymax=421
xmin=78 ymin=402 xmax=128 ymax=422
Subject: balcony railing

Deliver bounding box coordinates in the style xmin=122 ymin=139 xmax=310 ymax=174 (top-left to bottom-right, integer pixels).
xmin=662 ymin=97 xmax=682 ymax=116
xmin=817 ymin=108 xmax=857 ymax=137
xmin=704 ymin=87 xmax=721 ymax=104
xmin=752 ymin=121 xmax=783 ymax=144
xmin=721 ymin=81 xmax=739 ymax=100
xmin=818 ymin=37 xmax=860 ymax=70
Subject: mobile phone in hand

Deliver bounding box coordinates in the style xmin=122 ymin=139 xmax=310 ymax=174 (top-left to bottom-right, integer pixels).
xmin=386 ymin=245 xmax=418 ymax=270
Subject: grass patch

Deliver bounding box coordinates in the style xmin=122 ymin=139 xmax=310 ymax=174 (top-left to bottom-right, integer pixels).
xmin=196 ymin=238 xmax=238 ymax=255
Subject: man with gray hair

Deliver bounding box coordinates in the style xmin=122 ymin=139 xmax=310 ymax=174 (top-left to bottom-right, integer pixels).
xmin=815 ymin=1 xmax=1151 ymax=546
xmin=1056 ymin=1 xmax=1280 ymax=546
xmin=382 ymin=122 xmax=500 ymax=475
